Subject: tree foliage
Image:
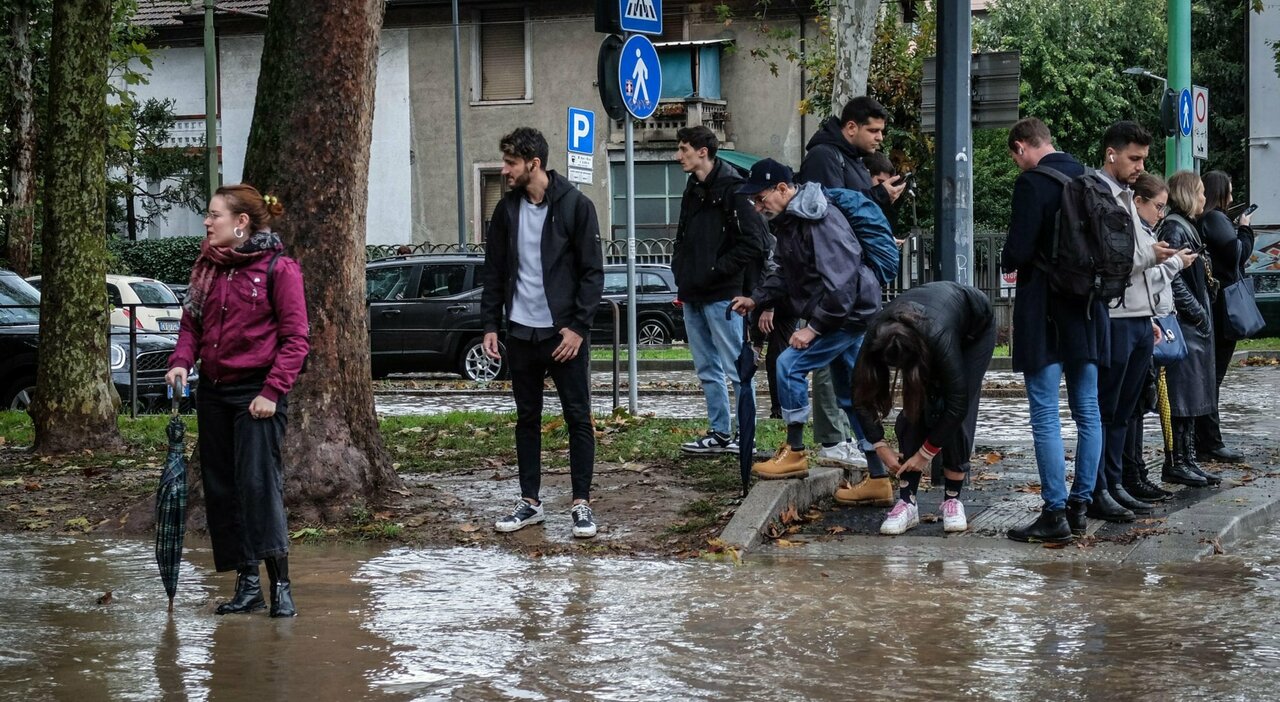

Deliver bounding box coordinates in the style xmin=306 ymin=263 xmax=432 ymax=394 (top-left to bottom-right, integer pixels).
xmin=1192 ymin=0 xmax=1251 ymax=198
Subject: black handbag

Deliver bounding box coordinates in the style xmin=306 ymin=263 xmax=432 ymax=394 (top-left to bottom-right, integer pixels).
xmin=1220 ymin=276 xmax=1265 ymax=340
xmin=1152 ymin=313 xmax=1188 ymax=366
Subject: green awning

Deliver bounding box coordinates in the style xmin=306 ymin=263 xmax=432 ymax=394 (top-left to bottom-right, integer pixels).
xmin=716 ymin=149 xmax=768 ymax=175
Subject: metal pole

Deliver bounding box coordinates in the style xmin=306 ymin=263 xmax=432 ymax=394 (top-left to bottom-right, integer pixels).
xmin=452 ymin=0 xmax=468 ymax=246
xmin=203 ymin=0 xmax=219 ymax=196
xmin=128 ymin=310 xmax=138 ymax=419
xmin=624 ymin=116 xmax=638 ymax=414
xmin=1168 ymin=0 xmax=1193 ymax=173
xmin=933 ymin=0 xmax=973 ymax=285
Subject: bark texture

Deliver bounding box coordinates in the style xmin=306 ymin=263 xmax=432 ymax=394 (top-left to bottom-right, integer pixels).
xmin=31 ymin=0 xmax=122 ymax=453
xmin=240 ymin=0 xmax=402 ymax=522
xmin=831 ymin=0 xmax=880 ymax=110
xmin=5 ymin=0 xmax=38 ymax=277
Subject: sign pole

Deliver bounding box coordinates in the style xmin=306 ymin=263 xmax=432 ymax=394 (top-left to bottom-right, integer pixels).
xmin=625 ymin=106 xmax=638 ymax=414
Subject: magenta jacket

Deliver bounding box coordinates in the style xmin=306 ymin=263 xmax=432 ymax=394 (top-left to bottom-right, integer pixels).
xmin=169 ymin=254 xmax=310 ymax=402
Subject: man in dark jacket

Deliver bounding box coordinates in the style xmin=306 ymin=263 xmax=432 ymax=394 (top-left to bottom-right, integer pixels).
xmin=730 ymin=159 xmax=886 ymax=484
xmin=481 ymin=127 xmax=604 ymax=539
xmin=671 ymin=126 xmax=767 ymax=454
xmin=1000 ymin=118 xmax=1112 ymax=544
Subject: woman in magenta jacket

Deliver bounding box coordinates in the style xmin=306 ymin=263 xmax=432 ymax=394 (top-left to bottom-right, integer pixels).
xmin=166 ymin=184 xmax=310 ymax=618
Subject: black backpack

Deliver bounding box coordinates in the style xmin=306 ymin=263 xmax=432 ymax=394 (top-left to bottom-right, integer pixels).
xmin=1033 ymin=166 xmax=1135 ymax=305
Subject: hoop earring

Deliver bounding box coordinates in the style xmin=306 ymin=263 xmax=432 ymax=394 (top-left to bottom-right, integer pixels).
xmin=234 ymin=227 xmax=246 ymax=239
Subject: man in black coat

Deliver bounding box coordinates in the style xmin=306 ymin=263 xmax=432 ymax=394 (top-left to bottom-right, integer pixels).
xmin=670 ymin=126 xmax=767 ymax=454
xmin=481 ymin=127 xmax=604 ymax=539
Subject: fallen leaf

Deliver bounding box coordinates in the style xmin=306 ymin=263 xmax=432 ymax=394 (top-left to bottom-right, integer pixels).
xmin=973 ymin=473 xmax=1000 ymax=482
xmin=983 ymin=451 xmax=1004 ymax=465
xmin=96 ymin=591 xmax=113 ymax=605
xmin=397 ymin=426 xmax=424 ymax=434
xmin=458 ymin=523 xmax=480 ymax=533
xmin=24 ymin=481 xmax=41 ymax=492
xmin=920 ymin=514 xmax=940 ymax=524
xmin=1042 ymin=541 xmax=1069 ymax=549
xmin=826 ymin=525 xmax=848 ymax=535
xmin=64 ymin=517 xmax=91 ymax=532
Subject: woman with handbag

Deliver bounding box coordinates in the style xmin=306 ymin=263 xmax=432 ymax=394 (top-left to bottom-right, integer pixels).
xmin=1157 ymin=171 xmax=1221 ymax=487
xmin=1123 ymin=173 xmax=1198 ymax=499
xmin=1093 ymin=172 xmax=1195 ymax=514
xmin=1195 ymin=171 xmax=1257 ymax=463
xmin=165 ymin=184 xmax=311 ymax=617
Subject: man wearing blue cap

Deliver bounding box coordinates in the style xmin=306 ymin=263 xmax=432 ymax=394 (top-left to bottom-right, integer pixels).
xmin=730 ymin=158 xmax=886 ymax=481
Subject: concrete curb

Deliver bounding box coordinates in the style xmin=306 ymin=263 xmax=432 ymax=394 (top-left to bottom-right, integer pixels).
xmin=720 ymin=466 xmax=842 ymax=553
xmin=1123 ymin=477 xmax=1280 ymax=564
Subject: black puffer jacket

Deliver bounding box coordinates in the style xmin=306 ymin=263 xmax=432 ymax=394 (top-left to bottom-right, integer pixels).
xmin=671 ymin=158 xmax=768 ymax=303
xmin=797 ymin=116 xmax=892 ymax=209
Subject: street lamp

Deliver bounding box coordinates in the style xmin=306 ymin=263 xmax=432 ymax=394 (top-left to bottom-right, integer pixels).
xmin=1123 ymin=66 xmax=1178 ymax=139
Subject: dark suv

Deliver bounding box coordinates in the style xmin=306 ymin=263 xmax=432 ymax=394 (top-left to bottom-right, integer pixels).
xmin=365 ymin=255 xmax=685 ymax=381
xmin=0 ymin=270 xmax=194 ymax=412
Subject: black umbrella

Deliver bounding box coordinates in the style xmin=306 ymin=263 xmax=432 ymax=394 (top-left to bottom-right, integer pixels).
xmin=728 ymin=308 xmax=759 ymax=497
xmin=155 ymin=383 xmax=189 ymax=612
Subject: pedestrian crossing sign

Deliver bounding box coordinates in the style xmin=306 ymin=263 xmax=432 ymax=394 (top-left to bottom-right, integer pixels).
xmin=619 ymin=0 xmax=662 ymax=35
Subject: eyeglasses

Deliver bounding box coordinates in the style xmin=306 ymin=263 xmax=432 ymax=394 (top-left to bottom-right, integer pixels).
xmin=1137 ymin=197 xmax=1169 ymax=215
xmin=749 ymin=190 xmax=771 ymax=207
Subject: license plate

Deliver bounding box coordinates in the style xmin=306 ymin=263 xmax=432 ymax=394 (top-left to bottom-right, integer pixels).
xmin=159 ymin=321 xmax=180 ymax=332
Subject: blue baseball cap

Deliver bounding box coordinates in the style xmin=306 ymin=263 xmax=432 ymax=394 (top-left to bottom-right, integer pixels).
xmin=737 ymin=158 xmax=795 ymax=195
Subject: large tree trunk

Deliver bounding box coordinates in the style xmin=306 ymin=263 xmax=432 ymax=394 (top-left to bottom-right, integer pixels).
xmin=241 ymin=0 xmax=402 ymax=522
xmin=830 ymin=0 xmax=880 ymax=111
xmin=5 ymin=0 xmax=38 ymax=277
xmin=31 ymin=0 xmax=122 ymax=454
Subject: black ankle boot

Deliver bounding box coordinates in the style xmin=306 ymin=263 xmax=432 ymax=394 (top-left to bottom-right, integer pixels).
xmin=216 ymin=564 xmax=266 ymax=615
xmin=1122 ymin=431 xmax=1170 ymax=501
xmin=1164 ymin=424 xmax=1208 ymax=487
xmin=1109 ymin=483 xmax=1155 ymax=512
xmin=1177 ymin=422 xmax=1220 ymax=486
xmin=264 ymin=556 xmax=297 ymax=618
xmin=1007 ymin=508 xmax=1072 ymax=543
xmin=1086 ymin=488 xmax=1135 ymax=522
xmin=1066 ymin=499 xmax=1089 ymax=536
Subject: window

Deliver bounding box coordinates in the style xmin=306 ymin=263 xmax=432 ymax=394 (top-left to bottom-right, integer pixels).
xmin=416 ymin=265 xmax=469 ymax=298
xmin=639 ymin=272 xmax=670 ymax=294
xmin=472 ymin=7 xmax=530 ymax=103
xmin=129 ymin=282 xmax=179 ymax=305
xmin=478 ymin=169 xmax=509 ymax=240
xmin=106 ymin=284 xmax=123 ymax=308
xmin=367 ymin=266 xmax=412 ymax=302
xmin=610 ymin=162 xmax=688 ymax=240
xmin=602 ymin=271 xmax=627 ymax=295
xmin=601 ymin=271 xmax=669 ymax=295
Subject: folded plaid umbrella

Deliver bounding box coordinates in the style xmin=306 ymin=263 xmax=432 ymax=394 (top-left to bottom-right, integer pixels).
xmin=155 ymin=387 xmax=188 ymax=612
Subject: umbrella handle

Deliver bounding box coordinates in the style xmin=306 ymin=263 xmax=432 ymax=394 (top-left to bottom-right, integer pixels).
xmin=168 ymin=379 xmax=187 ymax=415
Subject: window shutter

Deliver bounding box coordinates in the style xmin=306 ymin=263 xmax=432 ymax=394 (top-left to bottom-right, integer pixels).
xmin=480 ymin=9 xmax=526 ymax=101
xmin=481 ymin=172 xmax=507 ymax=238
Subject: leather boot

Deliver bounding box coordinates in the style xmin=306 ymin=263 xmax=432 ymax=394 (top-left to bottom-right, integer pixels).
xmin=215 ymin=564 xmax=266 ymax=615
xmin=1109 ymin=483 xmax=1155 ymax=513
xmin=1177 ymin=421 xmax=1221 ymax=486
xmin=264 ymin=556 xmax=297 ymax=618
xmin=1121 ymin=419 xmax=1171 ymax=501
xmin=1086 ymin=487 xmax=1135 ymax=522
xmin=1007 ymin=508 xmax=1072 ymax=543
xmin=1163 ymin=422 xmax=1208 ymax=487
xmin=1066 ymin=499 xmax=1089 ymax=536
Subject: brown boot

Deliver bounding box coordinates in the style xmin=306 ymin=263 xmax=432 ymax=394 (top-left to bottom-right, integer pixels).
xmin=833 ymin=475 xmax=895 ymax=507
xmin=751 ymin=445 xmax=809 ymax=480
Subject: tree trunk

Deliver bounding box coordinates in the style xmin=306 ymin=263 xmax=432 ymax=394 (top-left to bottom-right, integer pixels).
xmin=241 ymin=0 xmax=402 ymax=522
xmin=5 ymin=0 xmax=38 ymax=277
xmin=830 ymin=0 xmax=880 ymax=111
xmin=31 ymin=0 xmax=122 ymax=454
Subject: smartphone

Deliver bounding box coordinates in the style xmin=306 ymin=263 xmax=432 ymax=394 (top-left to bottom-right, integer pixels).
xmin=1227 ymin=202 xmax=1257 ymax=219
xmin=896 ymin=171 xmax=914 ymax=185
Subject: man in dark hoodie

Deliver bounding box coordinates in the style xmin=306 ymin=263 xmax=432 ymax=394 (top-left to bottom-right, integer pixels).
xmin=481 ymin=127 xmax=604 ymax=539
xmin=730 ymin=159 xmax=885 ymax=483
xmin=671 ymin=126 xmax=767 ymax=454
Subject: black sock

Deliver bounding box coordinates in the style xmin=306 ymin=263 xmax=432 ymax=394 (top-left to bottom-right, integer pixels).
xmin=899 ymin=472 xmax=921 ymax=503
xmin=865 ymin=450 xmax=889 ymax=479
xmin=944 ymin=478 xmax=964 ymax=501
xmin=786 ymin=423 xmax=805 ymax=451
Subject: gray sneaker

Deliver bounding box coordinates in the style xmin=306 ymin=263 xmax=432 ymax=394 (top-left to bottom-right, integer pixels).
xmin=571 ymin=503 xmax=598 ymax=538
xmin=681 ymin=431 xmax=734 ymax=454
xmin=495 ymin=500 xmax=545 ymax=533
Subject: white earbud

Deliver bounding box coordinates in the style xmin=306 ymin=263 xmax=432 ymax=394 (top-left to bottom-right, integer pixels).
xmin=1109 ymin=154 xmax=1115 ymax=164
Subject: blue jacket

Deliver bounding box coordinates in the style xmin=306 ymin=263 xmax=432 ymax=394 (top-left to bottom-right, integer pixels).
xmin=1000 ymin=152 xmax=1109 ymax=373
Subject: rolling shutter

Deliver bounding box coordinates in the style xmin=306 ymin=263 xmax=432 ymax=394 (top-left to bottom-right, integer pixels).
xmin=480 ymin=9 xmax=527 ymax=101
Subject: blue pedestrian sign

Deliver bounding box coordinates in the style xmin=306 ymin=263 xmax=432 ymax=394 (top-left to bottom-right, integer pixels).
xmin=619 ymin=35 xmax=661 ymax=120
xmin=567 ymin=108 xmax=595 ymax=154
xmin=619 ymin=0 xmax=662 ymax=35
xmin=1178 ymin=88 xmax=1193 ymax=137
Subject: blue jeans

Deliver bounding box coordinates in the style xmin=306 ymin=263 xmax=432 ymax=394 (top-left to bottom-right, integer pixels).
xmin=775 ymin=327 xmax=871 ymax=449
xmin=1024 ymin=361 xmax=1103 ymax=511
xmin=684 ymin=300 xmax=754 ymax=435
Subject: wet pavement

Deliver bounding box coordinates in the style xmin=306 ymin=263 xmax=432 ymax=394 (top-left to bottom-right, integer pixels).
xmin=5 ymin=525 xmax=1280 ymax=699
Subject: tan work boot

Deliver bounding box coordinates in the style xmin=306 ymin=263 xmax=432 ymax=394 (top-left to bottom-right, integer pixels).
xmin=833 ymin=475 xmax=895 ymax=507
xmin=751 ymin=445 xmax=809 ymax=480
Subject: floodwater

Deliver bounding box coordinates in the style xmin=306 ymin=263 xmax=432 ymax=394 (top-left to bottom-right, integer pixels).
xmin=4 ymin=525 xmax=1280 ymax=700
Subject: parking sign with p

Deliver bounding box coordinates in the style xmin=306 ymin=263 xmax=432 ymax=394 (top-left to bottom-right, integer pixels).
xmin=567 ymin=108 xmax=595 ymax=155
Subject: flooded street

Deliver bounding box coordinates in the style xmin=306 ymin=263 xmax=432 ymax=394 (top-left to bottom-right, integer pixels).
xmin=5 ymin=525 xmax=1280 ymax=700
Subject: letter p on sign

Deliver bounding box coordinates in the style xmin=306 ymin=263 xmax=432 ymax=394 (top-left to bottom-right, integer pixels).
xmin=568 ymin=107 xmax=595 ymax=155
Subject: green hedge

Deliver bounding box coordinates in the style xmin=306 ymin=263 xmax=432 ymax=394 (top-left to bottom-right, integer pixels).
xmin=108 ymin=236 xmax=203 ymax=283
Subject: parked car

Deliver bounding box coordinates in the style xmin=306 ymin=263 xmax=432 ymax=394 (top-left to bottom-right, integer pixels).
xmin=25 ymin=274 xmax=183 ymax=333
xmin=1255 ymin=269 xmax=1280 ymax=338
xmin=365 ymin=254 xmax=685 ymax=381
xmin=0 ymin=270 xmax=194 ymax=412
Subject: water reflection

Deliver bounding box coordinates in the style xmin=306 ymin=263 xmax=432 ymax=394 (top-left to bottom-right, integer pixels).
xmin=3 ymin=524 xmax=1280 ymax=700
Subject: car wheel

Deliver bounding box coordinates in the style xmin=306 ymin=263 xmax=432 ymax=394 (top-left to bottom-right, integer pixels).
xmin=4 ymin=375 xmax=36 ymax=412
xmin=637 ymin=319 xmax=670 ymax=346
xmin=459 ymin=338 xmax=507 ymax=382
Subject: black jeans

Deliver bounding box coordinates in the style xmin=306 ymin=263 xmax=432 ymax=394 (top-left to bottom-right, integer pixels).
xmin=507 ymin=334 xmax=595 ymax=502
xmin=1097 ymin=317 xmax=1155 ymax=492
xmin=197 ymin=378 xmax=289 ymax=573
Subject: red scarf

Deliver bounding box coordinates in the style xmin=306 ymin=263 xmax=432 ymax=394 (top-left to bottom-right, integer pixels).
xmin=183 ymin=233 xmax=282 ymax=322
